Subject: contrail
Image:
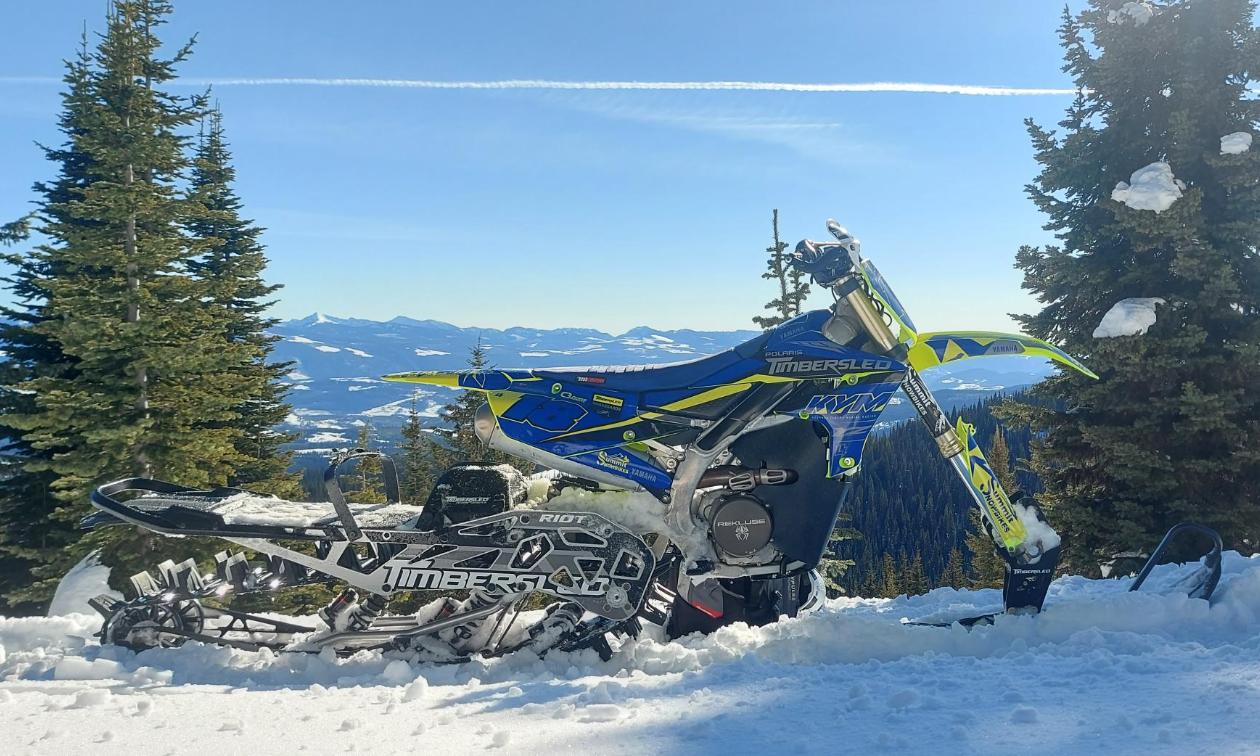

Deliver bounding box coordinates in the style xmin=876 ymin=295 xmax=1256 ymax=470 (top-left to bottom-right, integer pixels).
xmin=1 ymin=76 xmax=1079 ymax=96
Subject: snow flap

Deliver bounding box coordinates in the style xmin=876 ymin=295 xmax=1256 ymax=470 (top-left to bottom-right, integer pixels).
xmin=47 ymin=550 xmax=123 ymax=617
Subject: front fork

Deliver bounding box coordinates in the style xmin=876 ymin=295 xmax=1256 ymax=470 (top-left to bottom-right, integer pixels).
xmin=834 ymin=279 xmax=1058 ymax=612
xmin=900 ymin=366 xmax=1059 ymax=612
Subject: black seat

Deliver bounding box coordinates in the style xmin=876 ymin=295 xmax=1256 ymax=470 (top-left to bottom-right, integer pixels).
xmin=533 ymin=331 xmax=771 ymax=393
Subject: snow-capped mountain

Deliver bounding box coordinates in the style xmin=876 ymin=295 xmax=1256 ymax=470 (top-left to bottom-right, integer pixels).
xmin=273 ymin=314 xmax=1055 ymax=446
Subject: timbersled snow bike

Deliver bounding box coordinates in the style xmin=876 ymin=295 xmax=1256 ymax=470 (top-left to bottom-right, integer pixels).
xmin=84 ymin=219 xmax=1222 ymax=660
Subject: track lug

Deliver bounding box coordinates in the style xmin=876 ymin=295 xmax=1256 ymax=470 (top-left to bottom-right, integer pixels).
xmin=130 ymin=570 xmax=161 ymax=597
xmin=215 ymin=551 xmax=251 ymax=591
xmin=158 ymin=558 xmax=204 ymax=593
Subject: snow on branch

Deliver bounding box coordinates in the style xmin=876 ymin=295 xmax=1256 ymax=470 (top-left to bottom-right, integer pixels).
xmin=1093 ymin=298 xmax=1165 ymax=338
xmin=1111 ymin=162 xmax=1183 ymax=213
xmin=1220 ymin=132 xmax=1253 ymax=155
xmin=1107 ymin=2 xmax=1154 ymax=26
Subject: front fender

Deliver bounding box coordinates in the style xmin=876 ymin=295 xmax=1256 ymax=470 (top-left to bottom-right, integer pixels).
xmin=908 ymin=331 xmax=1098 ymax=380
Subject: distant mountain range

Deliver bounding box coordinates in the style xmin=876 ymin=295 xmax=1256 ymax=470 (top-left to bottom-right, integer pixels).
xmin=272 ymin=314 xmax=1055 ymax=452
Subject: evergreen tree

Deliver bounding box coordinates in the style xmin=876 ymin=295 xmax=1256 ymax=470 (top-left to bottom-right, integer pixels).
xmin=818 ymin=511 xmax=860 ymax=597
xmin=966 ymin=429 xmax=1014 ymax=588
xmin=398 ymin=393 xmax=440 ymax=505
xmin=0 ymin=1 xmax=255 ymax=604
xmin=752 ymin=209 xmax=810 ymax=329
xmin=1001 ymin=1 xmax=1260 ymax=570
xmin=185 ymin=107 xmax=300 ymax=498
xmin=902 ymin=553 xmax=929 ymax=596
xmin=434 ymin=339 xmax=532 ymax=474
xmin=341 ymin=424 xmax=387 ymax=504
xmin=879 ymin=552 xmax=899 ymax=598
xmin=940 ymin=547 xmax=967 ymax=590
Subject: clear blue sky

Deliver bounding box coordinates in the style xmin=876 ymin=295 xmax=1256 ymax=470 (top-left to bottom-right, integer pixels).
xmin=1 ymin=1 xmax=1085 ymax=334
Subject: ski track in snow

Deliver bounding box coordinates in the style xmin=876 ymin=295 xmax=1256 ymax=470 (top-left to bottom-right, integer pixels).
xmin=4 ymin=555 xmax=1260 ymax=755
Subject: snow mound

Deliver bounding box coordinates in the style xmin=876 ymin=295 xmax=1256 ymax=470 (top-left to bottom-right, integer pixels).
xmin=1107 ymin=1 xmax=1153 ymax=26
xmin=5 ymin=555 xmax=1260 ymax=754
xmin=1221 ymin=131 xmax=1252 ymax=155
xmin=1111 ymin=162 xmax=1183 ymax=212
xmin=1093 ymin=297 xmax=1165 ymax=338
xmin=47 ymin=551 xmax=122 ymax=617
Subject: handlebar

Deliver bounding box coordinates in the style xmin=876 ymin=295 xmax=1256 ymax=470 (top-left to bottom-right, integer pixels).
xmin=790 ymin=239 xmax=855 ymax=287
xmin=789 ymin=218 xmax=861 ymax=287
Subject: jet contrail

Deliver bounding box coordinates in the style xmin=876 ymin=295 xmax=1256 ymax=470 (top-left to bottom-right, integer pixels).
xmin=1 ymin=76 xmax=1079 ymax=96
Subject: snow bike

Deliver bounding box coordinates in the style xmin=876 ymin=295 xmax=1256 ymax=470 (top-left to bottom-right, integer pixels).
xmin=86 ymin=218 xmax=1200 ymax=661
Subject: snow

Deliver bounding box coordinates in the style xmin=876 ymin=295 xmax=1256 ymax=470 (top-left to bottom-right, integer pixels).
xmin=359 ymin=399 xmax=416 ymax=417
xmin=1111 ymin=162 xmax=1182 ymax=212
xmin=1093 ymin=297 xmax=1166 ymax=338
xmin=1015 ymin=501 xmax=1061 ymax=551
xmin=1107 ymin=1 xmax=1153 ymax=26
xmin=210 ymin=493 xmax=425 ymax=528
xmin=306 ymin=432 xmax=349 ymax=444
xmin=46 ymin=552 xmax=122 ymax=617
xmin=1220 ymin=131 xmax=1252 ymax=155
xmin=5 ymin=554 xmax=1260 ymax=755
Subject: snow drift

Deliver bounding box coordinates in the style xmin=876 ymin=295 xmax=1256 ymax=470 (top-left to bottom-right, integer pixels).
xmin=4 ymin=554 xmax=1260 ymax=755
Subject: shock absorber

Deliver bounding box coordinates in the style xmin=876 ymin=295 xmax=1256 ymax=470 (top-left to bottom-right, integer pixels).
xmin=343 ymin=593 xmax=390 ymax=632
xmin=516 ymin=601 xmax=584 ymax=654
xmin=318 ymin=588 xmax=358 ymax=628
xmin=438 ymin=585 xmax=512 ymax=648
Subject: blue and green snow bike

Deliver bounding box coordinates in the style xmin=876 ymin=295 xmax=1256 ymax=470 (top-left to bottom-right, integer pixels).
xmin=86 ymin=219 xmax=1216 ymax=660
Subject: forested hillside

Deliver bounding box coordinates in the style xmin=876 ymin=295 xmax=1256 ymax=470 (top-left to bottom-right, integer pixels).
xmin=839 ymin=391 xmax=1038 ymax=594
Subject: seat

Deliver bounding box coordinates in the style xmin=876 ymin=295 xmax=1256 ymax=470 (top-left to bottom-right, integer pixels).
xmin=533 ymin=331 xmax=771 ymax=393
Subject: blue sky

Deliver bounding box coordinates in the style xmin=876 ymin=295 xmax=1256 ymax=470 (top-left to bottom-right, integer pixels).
xmin=1 ymin=1 xmax=1084 ymax=335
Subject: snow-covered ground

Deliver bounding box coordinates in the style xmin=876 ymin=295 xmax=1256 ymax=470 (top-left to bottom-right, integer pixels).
xmin=4 ymin=554 xmax=1260 ymax=755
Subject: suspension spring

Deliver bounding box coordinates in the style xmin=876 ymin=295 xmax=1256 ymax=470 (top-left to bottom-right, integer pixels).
xmin=345 ymin=593 xmax=390 ymax=632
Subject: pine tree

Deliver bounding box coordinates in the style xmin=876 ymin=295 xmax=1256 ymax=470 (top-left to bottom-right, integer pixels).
xmin=185 ymin=107 xmax=300 ymax=498
xmin=1001 ymin=1 xmax=1260 ymax=571
xmin=940 ymin=547 xmax=967 ymax=590
xmin=340 ymin=424 xmax=387 ymax=504
xmin=753 ymin=209 xmax=810 ymax=329
xmin=879 ymin=552 xmax=899 ymax=598
xmin=434 ymin=339 xmax=532 ymax=474
xmin=966 ymin=429 xmax=1014 ymax=588
xmin=0 ymin=1 xmax=256 ymax=604
xmin=818 ymin=511 xmax=860 ymax=597
xmin=903 ymin=553 xmax=929 ymax=596
xmin=398 ymin=393 xmax=440 ymax=504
